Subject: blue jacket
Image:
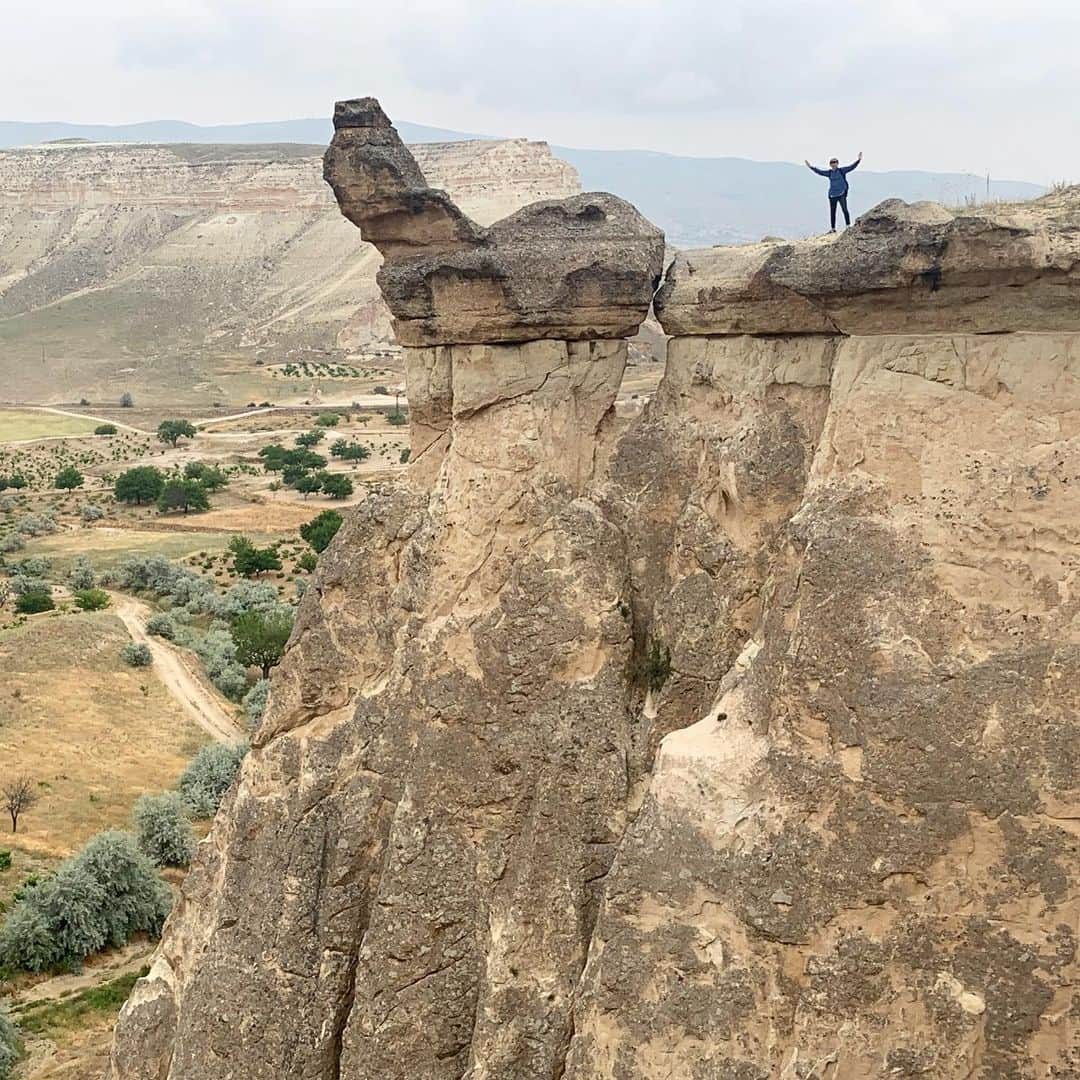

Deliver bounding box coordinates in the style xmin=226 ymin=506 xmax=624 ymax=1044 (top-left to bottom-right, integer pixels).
xmin=811 ymin=159 xmax=859 ymax=197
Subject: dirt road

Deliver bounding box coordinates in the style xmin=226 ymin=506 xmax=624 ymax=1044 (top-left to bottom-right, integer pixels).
xmin=111 ymin=594 xmax=245 ymax=745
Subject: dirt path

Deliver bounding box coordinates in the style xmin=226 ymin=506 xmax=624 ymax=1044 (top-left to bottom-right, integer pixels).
xmin=111 ymin=594 xmax=245 ymax=745
xmin=32 ymin=405 xmax=147 ymax=434
xmin=7 ymin=943 xmax=152 ymax=1009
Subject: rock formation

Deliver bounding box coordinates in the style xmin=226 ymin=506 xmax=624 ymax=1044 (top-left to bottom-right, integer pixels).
xmin=108 ymin=97 xmax=1079 ymax=1080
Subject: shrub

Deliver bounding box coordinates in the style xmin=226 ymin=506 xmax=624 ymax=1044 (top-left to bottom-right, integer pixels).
xmin=54 ymin=467 xmax=84 ymax=490
xmin=0 ymin=851 xmax=10 ymax=872
xmin=400 ymin=448 xmax=411 ymax=464
xmin=0 ymin=534 xmax=24 ymax=555
xmin=120 ymin=392 xmax=134 ymax=408
xmin=14 ymin=556 xmax=50 ymax=579
xmin=242 ymin=679 xmax=270 ymax=728
xmin=386 ymin=411 xmax=408 ymax=426
xmin=636 ymin=637 xmax=673 ymax=692
xmin=296 ymin=551 xmax=317 ymax=573
xmin=229 ymin=536 xmax=282 ymax=578
xmin=315 ymin=412 xmax=341 ymax=427
xmin=68 ymin=555 xmax=96 ymax=590
xmin=16 ymin=513 xmax=58 ymax=537
xmin=94 ymin=424 xmax=117 ymax=436
xmin=178 ymin=743 xmax=248 ymax=818
xmin=80 ymin=503 xmax=106 ymax=523
xmin=0 ymin=831 xmax=170 ymax=972
xmin=211 ymin=662 xmax=248 ymax=701
xmin=15 ymin=588 xmax=53 ymax=615
xmin=145 ymin=613 xmax=177 ymax=640
xmin=122 ymin=643 xmax=152 ymax=667
xmin=74 ymin=588 xmax=110 ymax=612
xmin=132 ymin=793 xmax=195 ymax=868
xmin=300 ymin=509 xmax=343 ymax=553
xmin=0 ymin=1002 xmax=17 ymax=1079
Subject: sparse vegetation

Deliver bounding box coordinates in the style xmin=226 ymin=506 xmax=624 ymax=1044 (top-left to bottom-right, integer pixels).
xmin=3 ymin=775 xmax=38 ymax=834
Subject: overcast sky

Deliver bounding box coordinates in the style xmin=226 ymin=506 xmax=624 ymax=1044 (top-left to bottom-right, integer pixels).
xmin=4 ymin=0 xmax=1078 ymax=183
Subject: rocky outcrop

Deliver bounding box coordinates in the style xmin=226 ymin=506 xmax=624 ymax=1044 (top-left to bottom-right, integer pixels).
xmin=656 ymin=193 xmax=1080 ymax=335
xmin=109 ymin=117 xmax=1079 ymax=1080
xmin=324 ymin=98 xmax=664 ymax=347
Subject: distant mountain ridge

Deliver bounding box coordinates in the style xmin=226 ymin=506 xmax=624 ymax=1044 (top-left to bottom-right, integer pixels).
xmin=0 ymin=117 xmax=1045 ymax=246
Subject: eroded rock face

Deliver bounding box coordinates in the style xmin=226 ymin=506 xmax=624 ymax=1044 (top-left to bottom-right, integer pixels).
xmin=109 ymin=156 xmax=1079 ymax=1079
xmin=324 ymin=98 xmax=665 ymax=346
xmin=655 ymin=191 xmax=1080 ymax=335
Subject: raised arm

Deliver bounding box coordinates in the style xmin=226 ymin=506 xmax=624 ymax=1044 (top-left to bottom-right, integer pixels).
xmin=841 ymin=152 xmax=863 ymax=174
xmin=805 ymin=160 xmax=829 ymax=177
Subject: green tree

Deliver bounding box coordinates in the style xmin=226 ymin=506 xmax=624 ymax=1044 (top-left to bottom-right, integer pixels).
xmin=231 ymin=608 xmax=294 ymax=678
xmin=114 ymin=466 xmax=165 ymax=505
xmin=183 ymin=462 xmax=228 ymax=491
xmin=294 ymin=473 xmax=324 ymax=499
xmin=73 ymin=588 xmax=111 ymax=612
xmin=229 ymin=536 xmax=282 ymax=578
xmin=7 ymin=475 xmax=27 ymax=490
xmin=54 ymin=466 xmax=84 ymax=490
xmin=321 ymin=474 xmax=354 ymax=500
xmin=94 ymin=423 xmax=118 ymax=435
xmin=386 ymin=410 xmax=408 ymax=426
xmin=330 ymin=439 xmax=369 ymax=461
xmin=295 ymin=430 xmax=325 ymax=447
xmin=156 ymin=419 xmax=196 ymax=447
xmin=157 ymin=479 xmax=209 ymax=514
xmin=15 ymin=588 xmax=53 ymax=615
xmin=296 ymin=551 xmax=318 ymax=573
xmin=399 ymin=448 xmax=411 ymax=464
xmin=300 ymin=509 xmax=343 ymax=553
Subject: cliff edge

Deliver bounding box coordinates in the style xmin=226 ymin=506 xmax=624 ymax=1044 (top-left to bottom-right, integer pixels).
xmin=107 ymin=103 xmax=1078 ymax=1079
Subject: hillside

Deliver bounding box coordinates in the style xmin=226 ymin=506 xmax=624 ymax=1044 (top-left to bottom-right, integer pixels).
xmin=0 ymin=116 xmax=1045 ymax=244
xmin=0 ymin=138 xmax=579 ymax=405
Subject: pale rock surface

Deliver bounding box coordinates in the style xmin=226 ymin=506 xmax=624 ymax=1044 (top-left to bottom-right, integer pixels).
xmin=656 ymin=191 xmax=1080 ymax=336
xmin=108 ymin=165 xmax=1079 ymax=1079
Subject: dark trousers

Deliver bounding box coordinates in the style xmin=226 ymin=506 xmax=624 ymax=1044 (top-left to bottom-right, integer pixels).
xmin=829 ymin=195 xmax=850 ymax=228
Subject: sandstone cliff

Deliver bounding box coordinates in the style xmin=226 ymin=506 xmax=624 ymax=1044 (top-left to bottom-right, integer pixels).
xmin=0 ymin=137 xmax=579 ymax=403
xmin=108 ymin=104 xmax=1079 ymax=1079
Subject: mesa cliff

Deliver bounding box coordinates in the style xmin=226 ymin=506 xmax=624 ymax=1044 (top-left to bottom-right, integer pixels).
xmin=0 ymin=137 xmax=579 ymax=403
xmin=108 ymin=101 xmax=1079 ymax=1079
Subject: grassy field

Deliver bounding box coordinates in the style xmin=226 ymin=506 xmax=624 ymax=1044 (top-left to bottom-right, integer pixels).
xmin=0 ymin=611 xmax=208 ymax=870
xmin=20 ymin=526 xmax=251 ymax=573
xmin=0 ymin=410 xmax=102 ymax=442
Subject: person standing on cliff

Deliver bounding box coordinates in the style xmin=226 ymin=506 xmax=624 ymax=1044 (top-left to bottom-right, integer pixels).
xmin=805 ymin=153 xmax=862 ymax=232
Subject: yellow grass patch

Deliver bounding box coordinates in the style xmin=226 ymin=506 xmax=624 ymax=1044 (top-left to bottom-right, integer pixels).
xmin=0 ymin=409 xmax=102 ymax=442
xmin=0 ymin=611 xmax=208 ymax=862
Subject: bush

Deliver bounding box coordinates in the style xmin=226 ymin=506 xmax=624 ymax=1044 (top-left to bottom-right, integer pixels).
xmin=242 ymin=679 xmax=270 ymax=728
xmin=178 ymin=743 xmax=248 ymax=818
xmin=120 ymin=392 xmax=134 ymax=408
xmin=94 ymin=424 xmax=118 ymax=436
xmin=122 ymin=643 xmax=152 ymax=667
xmin=0 ymin=534 xmax=24 ymax=555
xmin=16 ymin=513 xmax=58 ymax=537
xmin=315 ymin=412 xmax=341 ymax=427
xmin=0 ymin=831 xmax=170 ymax=972
xmin=68 ymin=555 xmax=96 ymax=590
xmin=74 ymin=588 xmax=110 ymax=612
xmin=15 ymin=588 xmax=53 ymax=615
xmin=400 ymin=448 xmax=411 ymax=464
xmin=145 ymin=613 xmax=177 ymax=640
xmin=132 ymin=793 xmax=195 ymax=868
xmin=386 ymin=411 xmax=408 ymax=426
xmin=0 ymin=1002 xmax=17 ymax=1080
xmin=296 ymin=551 xmax=317 ymax=573
xmin=0 ymin=851 xmax=10 ymax=872
xmin=300 ymin=509 xmax=343 ymax=553
xmin=80 ymin=503 xmax=106 ymax=523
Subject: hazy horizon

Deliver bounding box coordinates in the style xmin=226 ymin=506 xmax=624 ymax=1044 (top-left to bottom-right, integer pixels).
xmin=4 ymin=1 xmax=1079 ymax=186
